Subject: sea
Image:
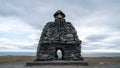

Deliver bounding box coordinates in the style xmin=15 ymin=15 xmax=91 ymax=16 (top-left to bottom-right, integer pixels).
xmin=0 ymin=52 xmax=120 ymax=57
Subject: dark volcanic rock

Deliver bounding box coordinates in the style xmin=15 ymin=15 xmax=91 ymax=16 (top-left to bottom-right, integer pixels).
xmin=36 ymin=10 xmax=84 ymax=61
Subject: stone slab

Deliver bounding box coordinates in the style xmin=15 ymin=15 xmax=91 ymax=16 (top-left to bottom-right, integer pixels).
xmin=26 ymin=61 xmax=88 ymax=66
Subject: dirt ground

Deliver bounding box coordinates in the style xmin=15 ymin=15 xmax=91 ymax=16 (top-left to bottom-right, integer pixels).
xmin=0 ymin=61 xmax=120 ymax=68
xmin=0 ymin=57 xmax=120 ymax=68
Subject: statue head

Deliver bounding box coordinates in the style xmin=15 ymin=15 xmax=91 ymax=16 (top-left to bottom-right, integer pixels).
xmin=54 ymin=10 xmax=65 ymax=19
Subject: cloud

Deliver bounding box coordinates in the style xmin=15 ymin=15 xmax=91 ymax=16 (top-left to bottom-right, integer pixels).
xmin=0 ymin=0 xmax=120 ymax=53
xmin=0 ymin=16 xmax=40 ymax=52
xmin=77 ymin=26 xmax=120 ymax=52
xmin=0 ymin=16 xmax=40 ymax=37
xmin=0 ymin=37 xmax=37 ymax=52
xmin=74 ymin=24 xmax=120 ymax=53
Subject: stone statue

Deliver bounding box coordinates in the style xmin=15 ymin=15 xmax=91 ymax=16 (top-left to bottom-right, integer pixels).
xmin=36 ymin=10 xmax=84 ymax=61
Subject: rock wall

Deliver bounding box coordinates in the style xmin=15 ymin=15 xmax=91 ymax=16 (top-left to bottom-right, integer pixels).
xmin=36 ymin=10 xmax=84 ymax=61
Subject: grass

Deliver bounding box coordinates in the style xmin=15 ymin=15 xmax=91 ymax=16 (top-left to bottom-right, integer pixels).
xmin=0 ymin=56 xmax=120 ymax=64
xmin=85 ymin=57 xmax=120 ymax=63
xmin=0 ymin=56 xmax=35 ymax=64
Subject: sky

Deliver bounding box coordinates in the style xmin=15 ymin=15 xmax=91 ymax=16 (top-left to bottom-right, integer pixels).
xmin=0 ymin=0 xmax=120 ymax=53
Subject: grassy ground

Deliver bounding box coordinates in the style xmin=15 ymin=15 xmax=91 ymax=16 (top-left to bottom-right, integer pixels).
xmin=0 ymin=56 xmax=120 ymax=64
xmin=0 ymin=56 xmax=35 ymax=64
xmin=84 ymin=57 xmax=120 ymax=63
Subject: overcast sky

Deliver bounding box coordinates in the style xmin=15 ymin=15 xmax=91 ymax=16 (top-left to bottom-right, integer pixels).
xmin=0 ymin=0 xmax=120 ymax=53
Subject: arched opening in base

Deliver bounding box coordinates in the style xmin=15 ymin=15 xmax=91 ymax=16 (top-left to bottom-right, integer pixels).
xmin=55 ymin=48 xmax=64 ymax=60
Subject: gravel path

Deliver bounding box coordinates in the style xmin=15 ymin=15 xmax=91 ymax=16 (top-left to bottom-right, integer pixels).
xmin=0 ymin=61 xmax=120 ymax=68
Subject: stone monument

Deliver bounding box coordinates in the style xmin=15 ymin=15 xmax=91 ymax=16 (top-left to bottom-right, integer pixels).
xmin=26 ymin=10 xmax=88 ymax=66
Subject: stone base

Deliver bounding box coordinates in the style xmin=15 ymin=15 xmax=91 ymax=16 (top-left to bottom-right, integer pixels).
xmin=26 ymin=61 xmax=88 ymax=66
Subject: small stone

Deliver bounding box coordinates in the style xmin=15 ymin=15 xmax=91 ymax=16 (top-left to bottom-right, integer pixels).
xmin=66 ymin=34 xmax=73 ymax=37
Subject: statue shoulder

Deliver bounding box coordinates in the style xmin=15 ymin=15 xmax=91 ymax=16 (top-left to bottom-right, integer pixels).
xmin=66 ymin=22 xmax=72 ymax=24
xmin=46 ymin=22 xmax=54 ymax=26
xmin=66 ymin=22 xmax=74 ymax=27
